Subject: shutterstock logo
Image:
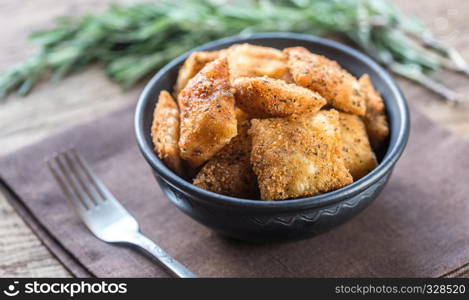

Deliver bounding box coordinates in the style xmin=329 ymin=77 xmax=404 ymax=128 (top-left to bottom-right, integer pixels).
xmin=3 ymin=281 xmax=20 ymax=297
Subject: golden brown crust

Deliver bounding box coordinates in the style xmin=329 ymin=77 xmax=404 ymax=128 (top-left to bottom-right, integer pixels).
xmin=235 ymin=107 xmax=252 ymax=123
xmin=173 ymin=50 xmax=221 ymax=97
xmin=359 ymin=74 xmax=389 ymax=149
xmin=227 ymin=43 xmax=290 ymax=82
xmin=193 ymin=121 xmax=259 ymax=199
xmin=338 ymin=112 xmax=378 ymax=180
xmin=249 ymin=110 xmax=353 ymax=200
xmin=233 ymin=76 xmax=327 ymax=118
xmin=178 ymin=57 xmax=237 ymax=168
xmin=151 ymin=91 xmax=183 ymax=175
xmin=284 ymin=47 xmax=366 ymax=116
xmin=280 ymin=69 xmax=294 ymax=83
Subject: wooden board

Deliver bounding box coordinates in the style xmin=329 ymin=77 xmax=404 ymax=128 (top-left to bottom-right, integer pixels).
xmin=0 ymin=0 xmax=468 ymax=277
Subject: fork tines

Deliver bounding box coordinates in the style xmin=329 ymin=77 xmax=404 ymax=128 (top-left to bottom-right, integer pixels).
xmin=46 ymin=148 xmax=106 ymax=211
xmin=46 ymin=148 xmax=197 ymax=278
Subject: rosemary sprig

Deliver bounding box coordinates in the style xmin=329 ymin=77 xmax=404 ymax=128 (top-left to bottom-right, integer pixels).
xmin=0 ymin=0 xmax=466 ymax=101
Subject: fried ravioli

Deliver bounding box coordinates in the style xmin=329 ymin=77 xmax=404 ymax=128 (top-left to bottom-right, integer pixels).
xmin=227 ymin=43 xmax=290 ymax=81
xmin=193 ymin=121 xmax=259 ymax=198
xmin=235 ymin=107 xmax=252 ymax=123
xmin=249 ymin=110 xmax=353 ymax=200
xmin=151 ymin=90 xmax=183 ymax=175
xmin=178 ymin=57 xmax=237 ymax=168
xmin=233 ymin=76 xmax=326 ymax=118
xmin=173 ymin=50 xmax=221 ymax=97
xmin=284 ymin=47 xmax=366 ymax=116
xmin=339 ymin=112 xmax=378 ymax=180
xmin=359 ymin=74 xmax=389 ymax=149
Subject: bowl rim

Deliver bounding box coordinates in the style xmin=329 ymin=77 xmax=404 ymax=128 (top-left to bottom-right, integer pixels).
xmin=135 ymin=32 xmax=410 ymax=211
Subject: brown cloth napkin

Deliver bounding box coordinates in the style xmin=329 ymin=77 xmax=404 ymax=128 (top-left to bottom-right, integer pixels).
xmin=1 ymin=102 xmax=468 ymax=278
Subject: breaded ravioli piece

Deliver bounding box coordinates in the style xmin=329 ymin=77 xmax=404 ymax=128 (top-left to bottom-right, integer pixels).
xmin=233 ymin=76 xmax=326 ymax=118
xmin=193 ymin=121 xmax=259 ymax=199
xmin=339 ymin=112 xmax=378 ymax=180
xmin=359 ymin=74 xmax=389 ymax=149
xmin=284 ymin=47 xmax=366 ymax=116
xmin=151 ymin=90 xmax=183 ymax=175
xmin=178 ymin=57 xmax=237 ymax=168
xmin=173 ymin=50 xmax=220 ymax=97
xmin=249 ymin=110 xmax=353 ymax=200
xmin=227 ymin=43 xmax=290 ymax=81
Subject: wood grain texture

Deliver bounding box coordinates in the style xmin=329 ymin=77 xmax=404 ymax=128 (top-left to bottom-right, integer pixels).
xmin=0 ymin=0 xmax=136 ymax=279
xmin=0 ymin=0 xmax=468 ymax=277
xmin=0 ymin=193 xmax=70 ymax=277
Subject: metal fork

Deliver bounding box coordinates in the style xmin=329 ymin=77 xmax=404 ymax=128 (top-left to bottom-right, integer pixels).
xmin=46 ymin=148 xmax=197 ymax=278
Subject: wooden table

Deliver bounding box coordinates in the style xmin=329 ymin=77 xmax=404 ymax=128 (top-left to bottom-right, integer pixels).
xmin=0 ymin=0 xmax=468 ymax=277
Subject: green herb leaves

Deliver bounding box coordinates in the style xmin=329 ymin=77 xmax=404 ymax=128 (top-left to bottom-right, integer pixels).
xmin=0 ymin=0 xmax=466 ymax=101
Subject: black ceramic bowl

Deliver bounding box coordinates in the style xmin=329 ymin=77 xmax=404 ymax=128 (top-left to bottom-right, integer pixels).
xmin=135 ymin=33 xmax=410 ymax=242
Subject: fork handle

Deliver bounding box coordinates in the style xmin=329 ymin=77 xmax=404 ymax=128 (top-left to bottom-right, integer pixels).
xmin=130 ymin=232 xmax=198 ymax=278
